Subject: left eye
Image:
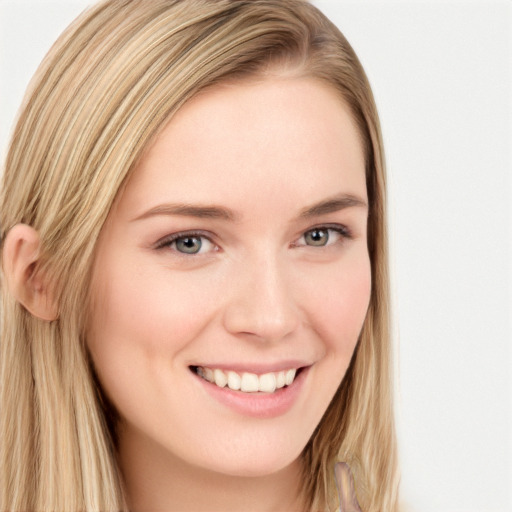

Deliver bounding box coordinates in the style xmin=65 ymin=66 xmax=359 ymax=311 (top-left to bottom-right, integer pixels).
xmin=156 ymin=233 xmax=216 ymax=255
xmin=297 ymin=226 xmax=348 ymax=247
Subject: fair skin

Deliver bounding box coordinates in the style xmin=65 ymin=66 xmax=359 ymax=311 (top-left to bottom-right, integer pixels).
xmin=4 ymin=76 xmax=370 ymax=511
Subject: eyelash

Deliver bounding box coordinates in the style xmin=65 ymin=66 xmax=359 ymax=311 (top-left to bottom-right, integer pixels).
xmin=294 ymin=224 xmax=352 ymax=248
xmin=154 ymin=225 xmax=353 ymax=255
xmin=154 ymin=230 xmax=216 ymax=254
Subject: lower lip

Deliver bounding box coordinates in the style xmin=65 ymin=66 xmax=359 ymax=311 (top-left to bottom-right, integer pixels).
xmin=192 ymin=367 xmax=309 ymax=419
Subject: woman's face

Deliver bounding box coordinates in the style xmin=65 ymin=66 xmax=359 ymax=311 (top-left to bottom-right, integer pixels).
xmin=87 ymin=77 xmax=371 ymax=478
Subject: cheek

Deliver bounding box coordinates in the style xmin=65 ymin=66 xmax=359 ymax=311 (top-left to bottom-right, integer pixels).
xmin=85 ymin=261 xmax=219 ymax=409
xmin=301 ymin=254 xmax=371 ymax=356
xmin=88 ymin=263 xmax=215 ymax=353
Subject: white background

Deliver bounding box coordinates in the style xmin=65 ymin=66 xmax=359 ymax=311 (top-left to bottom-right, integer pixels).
xmin=1 ymin=1 xmax=511 ymax=511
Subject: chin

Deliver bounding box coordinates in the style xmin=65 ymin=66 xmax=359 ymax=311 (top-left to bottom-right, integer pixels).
xmin=192 ymin=439 xmax=304 ymax=479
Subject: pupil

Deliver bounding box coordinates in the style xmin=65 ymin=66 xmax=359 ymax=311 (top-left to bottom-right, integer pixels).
xmin=306 ymin=229 xmax=328 ymax=246
xmin=177 ymin=237 xmax=201 ymax=254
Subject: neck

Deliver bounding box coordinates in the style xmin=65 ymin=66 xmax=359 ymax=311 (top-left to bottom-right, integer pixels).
xmin=117 ymin=425 xmax=306 ymax=512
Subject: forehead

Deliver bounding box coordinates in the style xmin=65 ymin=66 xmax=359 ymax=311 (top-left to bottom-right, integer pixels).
xmin=120 ymin=77 xmax=367 ymax=218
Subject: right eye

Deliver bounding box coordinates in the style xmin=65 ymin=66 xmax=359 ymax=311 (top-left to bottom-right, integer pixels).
xmin=155 ymin=232 xmax=217 ymax=255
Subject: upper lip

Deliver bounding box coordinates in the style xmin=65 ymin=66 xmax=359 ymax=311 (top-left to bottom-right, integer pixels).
xmin=190 ymin=360 xmax=312 ymax=374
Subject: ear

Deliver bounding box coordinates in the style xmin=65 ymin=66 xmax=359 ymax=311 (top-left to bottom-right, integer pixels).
xmin=2 ymin=224 xmax=59 ymax=321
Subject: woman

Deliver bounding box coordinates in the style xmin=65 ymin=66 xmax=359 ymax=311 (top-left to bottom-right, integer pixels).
xmin=0 ymin=0 xmax=399 ymax=510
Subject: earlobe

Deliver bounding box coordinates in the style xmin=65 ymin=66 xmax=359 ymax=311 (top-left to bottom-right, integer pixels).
xmin=2 ymin=224 xmax=59 ymax=321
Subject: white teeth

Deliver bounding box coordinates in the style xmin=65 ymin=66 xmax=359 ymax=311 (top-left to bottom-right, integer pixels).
xmin=241 ymin=372 xmax=259 ymax=392
xmin=195 ymin=366 xmax=299 ymax=393
xmin=214 ymin=368 xmax=227 ymax=388
xmin=227 ymin=371 xmax=241 ymax=391
xmin=259 ymin=373 xmax=277 ymax=393
xmin=285 ymin=369 xmax=296 ymax=386
xmin=203 ymin=367 xmax=214 ymax=383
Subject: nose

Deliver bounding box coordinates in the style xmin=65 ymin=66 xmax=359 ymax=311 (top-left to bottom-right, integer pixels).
xmin=222 ymin=254 xmax=300 ymax=343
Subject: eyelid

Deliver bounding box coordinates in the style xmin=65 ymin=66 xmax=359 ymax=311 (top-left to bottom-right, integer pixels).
xmin=292 ymin=223 xmax=353 ymax=247
xmin=153 ymin=230 xmax=218 ymax=253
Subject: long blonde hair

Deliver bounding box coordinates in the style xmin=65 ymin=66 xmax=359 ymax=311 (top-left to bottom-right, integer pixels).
xmin=0 ymin=1 xmax=399 ymax=510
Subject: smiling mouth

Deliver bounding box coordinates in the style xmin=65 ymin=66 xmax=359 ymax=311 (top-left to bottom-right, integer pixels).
xmin=190 ymin=366 xmax=303 ymax=393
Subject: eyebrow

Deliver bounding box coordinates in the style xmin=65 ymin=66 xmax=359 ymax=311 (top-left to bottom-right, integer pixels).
xmin=298 ymin=194 xmax=367 ymax=219
xmin=132 ymin=194 xmax=367 ymax=223
xmin=132 ymin=203 xmax=239 ymax=222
